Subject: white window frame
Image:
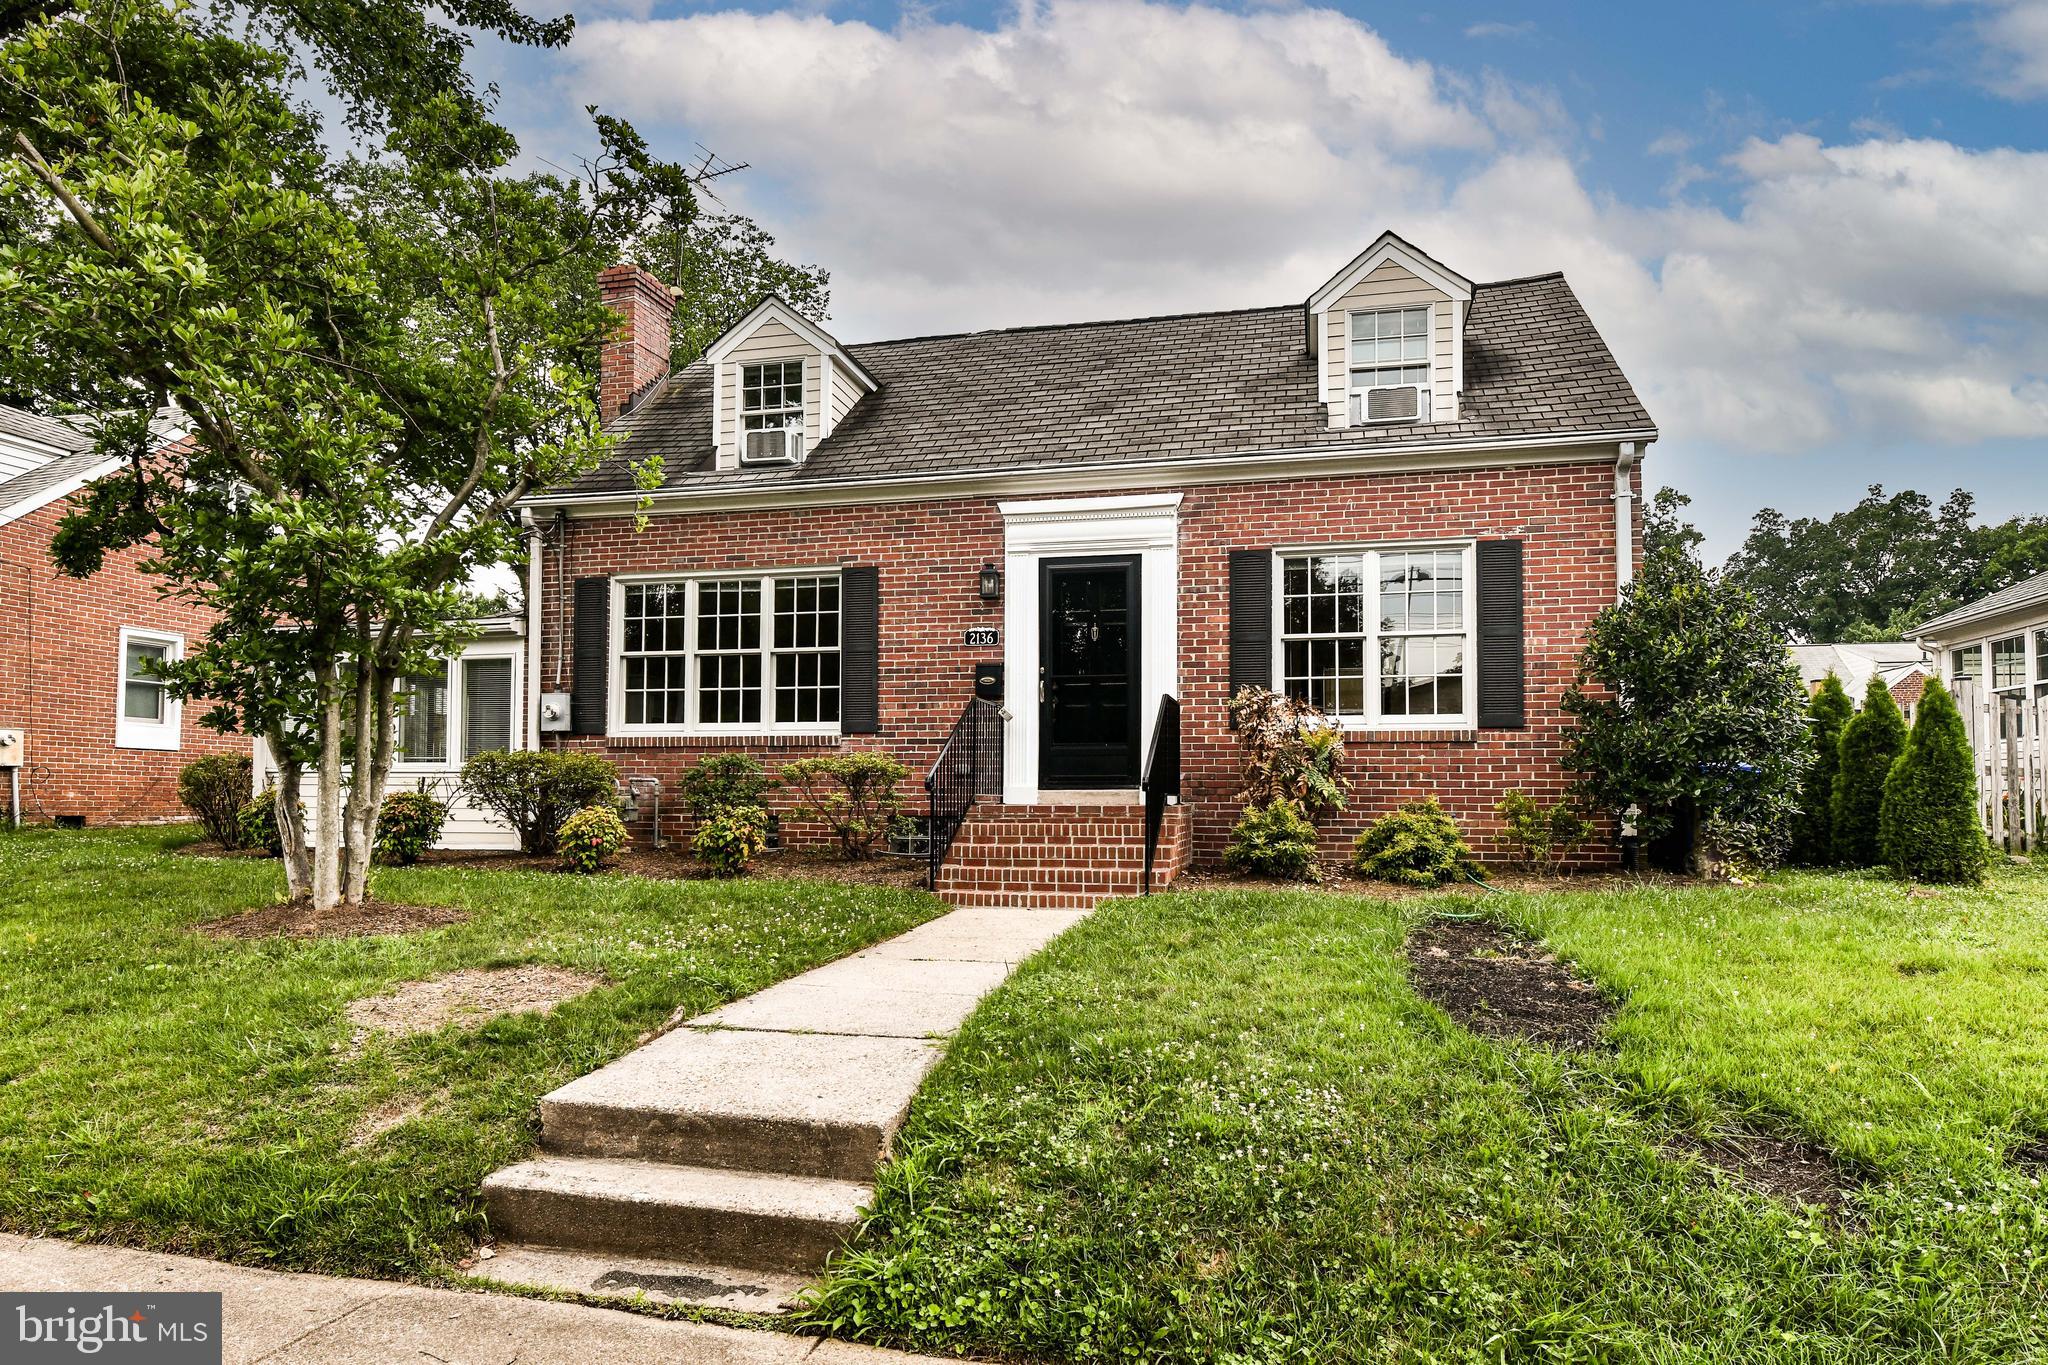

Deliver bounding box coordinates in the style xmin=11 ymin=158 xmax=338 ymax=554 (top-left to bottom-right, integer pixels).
xmin=1271 ymin=541 xmax=1476 ymax=731
xmin=1345 ymin=306 xmax=1433 ymax=424
xmin=609 ymin=569 xmax=845 ymax=737
xmin=740 ymin=360 xmax=805 ymax=432
xmin=390 ymin=645 xmax=523 ymax=771
xmin=115 ymin=627 xmax=183 ymax=751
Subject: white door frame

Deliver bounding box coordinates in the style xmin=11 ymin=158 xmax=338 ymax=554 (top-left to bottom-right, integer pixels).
xmin=999 ymin=492 xmax=1181 ymax=803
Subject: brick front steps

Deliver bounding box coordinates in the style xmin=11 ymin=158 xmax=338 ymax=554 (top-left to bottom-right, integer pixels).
xmin=475 ymin=906 xmax=1087 ymax=1313
xmin=934 ymin=798 xmax=1191 ymax=910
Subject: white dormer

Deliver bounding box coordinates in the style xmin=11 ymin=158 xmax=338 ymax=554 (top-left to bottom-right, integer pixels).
xmin=703 ymin=296 xmax=879 ymax=470
xmin=1305 ymin=232 xmax=1473 ymax=427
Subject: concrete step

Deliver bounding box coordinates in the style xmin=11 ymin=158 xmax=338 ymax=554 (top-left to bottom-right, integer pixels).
xmin=482 ymin=1156 xmax=871 ymax=1276
xmin=539 ymin=1028 xmax=941 ymax=1181
xmin=465 ymin=1243 xmax=810 ymax=1314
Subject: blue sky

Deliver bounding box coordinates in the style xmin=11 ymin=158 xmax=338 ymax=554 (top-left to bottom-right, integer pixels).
xmin=467 ymin=1 xmax=2047 ymax=558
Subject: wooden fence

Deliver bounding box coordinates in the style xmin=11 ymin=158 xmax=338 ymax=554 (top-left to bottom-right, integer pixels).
xmin=1951 ymin=678 xmax=2047 ymax=853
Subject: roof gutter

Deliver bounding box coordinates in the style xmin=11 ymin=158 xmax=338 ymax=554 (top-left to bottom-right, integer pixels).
xmin=523 ymin=426 xmax=1661 ymax=516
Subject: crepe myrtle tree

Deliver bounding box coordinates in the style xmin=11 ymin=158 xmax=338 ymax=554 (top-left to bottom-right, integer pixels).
xmin=0 ymin=0 xmax=684 ymax=906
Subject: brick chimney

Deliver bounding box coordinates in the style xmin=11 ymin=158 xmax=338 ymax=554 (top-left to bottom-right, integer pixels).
xmin=597 ymin=263 xmax=676 ymax=424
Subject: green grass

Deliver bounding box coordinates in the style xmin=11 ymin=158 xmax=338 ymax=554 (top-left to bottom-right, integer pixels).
xmin=805 ymin=872 xmax=2048 ymax=1363
xmin=0 ymin=825 xmax=943 ymax=1277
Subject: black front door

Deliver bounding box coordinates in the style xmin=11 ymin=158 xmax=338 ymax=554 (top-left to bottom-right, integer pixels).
xmin=1039 ymin=556 xmax=1140 ymax=788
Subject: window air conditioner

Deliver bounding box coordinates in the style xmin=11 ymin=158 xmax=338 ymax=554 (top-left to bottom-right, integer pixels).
xmin=741 ymin=427 xmax=804 ymax=467
xmin=1353 ymin=385 xmax=1425 ymax=424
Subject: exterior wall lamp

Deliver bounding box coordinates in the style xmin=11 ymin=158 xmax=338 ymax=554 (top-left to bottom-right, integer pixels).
xmin=978 ymin=562 xmax=1002 ymax=602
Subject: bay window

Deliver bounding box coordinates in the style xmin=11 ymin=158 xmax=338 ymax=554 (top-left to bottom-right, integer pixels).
xmin=1278 ymin=544 xmax=1473 ymax=727
xmin=618 ymin=572 xmax=841 ymax=732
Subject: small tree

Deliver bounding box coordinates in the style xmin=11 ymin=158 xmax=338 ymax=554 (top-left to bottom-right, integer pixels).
xmin=1880 ymin=683 xmax=1989 ymax=884
xmin=1830 ymin=675 xmax=1909 ymax=867
xmin=1792 ymin=674 xmax=1854 ymax=865
xmin=779 ymin=754 xmax=908 ymax=860
xmin=1562 ymin=494 xmax=1809 ymax=872
xmin=460 ymin=751 xmax=619 ymax=856
xmin=1228 ymin=687 xmax=1347 ymax=821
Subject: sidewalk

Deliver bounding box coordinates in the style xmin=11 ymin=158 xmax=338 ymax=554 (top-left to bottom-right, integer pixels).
xmin=0 ymin=1233 xmax=954 ymax=1365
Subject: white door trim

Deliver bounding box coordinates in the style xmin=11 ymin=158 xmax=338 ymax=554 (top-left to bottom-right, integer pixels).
xmin=999 ymin=492 xmax=1181 ymax=803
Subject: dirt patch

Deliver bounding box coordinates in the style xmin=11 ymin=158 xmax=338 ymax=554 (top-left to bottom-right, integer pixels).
xmin=201 ymin=899 xmax=468 ymax=939
xmin=345 ymin=965 xmax=605 ymax=1043
xmin=1665 ymin=1131 xmax=1855 ymax=1217
xmin=2011 ymin=1136 xmax=2048 ymax=1175
xmin=1405 ymin=916 xmax=1615 ymax=1049
xmin=348 ymin=1095 xmax=427 ymax=1148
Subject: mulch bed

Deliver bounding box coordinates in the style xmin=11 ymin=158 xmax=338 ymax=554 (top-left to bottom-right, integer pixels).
xmin=2012 ymin=1136 xmax=2048 ymax=1175
xmin=1663 ymin=1131 xmax=1854 ymax=1217
xmin=1404 ymin=916 xmax=1615 ymax=1049
xmin=1174 ymin=865 xmax=1706 ymax=899
xmin=199 ymin=898 xmax=468 ymax=939
xmin=181 ymin=841 xmax=927 ymax=888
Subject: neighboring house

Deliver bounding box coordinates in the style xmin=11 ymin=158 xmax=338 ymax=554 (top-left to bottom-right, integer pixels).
xmin=0 ymin=405 xmax=239 ymax=824
xmin=512 ymin=232 xmax=1657 ymax=901
xmin=251 ymin=616 xmax=529 ymax=850
xmin=1917 ymin=569 xmax=2048 ymax=716
xmin=1787 ymin=642 xmax=1933 ymax=713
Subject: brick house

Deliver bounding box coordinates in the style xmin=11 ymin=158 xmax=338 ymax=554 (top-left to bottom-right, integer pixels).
xmin=0 ymin=406 xmax=239 ymax=824
xmin=518 ymin=234 xmax=1656 ymax=903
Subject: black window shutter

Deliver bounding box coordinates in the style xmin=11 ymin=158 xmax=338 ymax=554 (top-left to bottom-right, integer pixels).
xmin=571 ymin=576 xmax=610 ymax=736
xmin=841 ymin=565 xmax=880 ymax=734
xmin=1228 ymin=549 xmax=1274 ymax=702
xmin=1476 ymin=539 xmax=1526 ymax=729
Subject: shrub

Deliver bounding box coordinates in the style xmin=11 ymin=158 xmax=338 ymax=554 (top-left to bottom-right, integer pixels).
xmin=557 ymin=804 xmax=628 ymax=873
xmin=1228 ymin=687 xmax=1348 ymax=821
xmin=375 ymin=789 xmax=447 ymax=866
xmin=1222 ymin=798 xmax=1321 ymax=881
xmin=1496 ymin=790 xmax=1591 ymax=874
xmin=1830 ymin=675 xmax=1909 ymax=867
xmin=679 ymin=753 xmax=777 ymax=820
xmin=236 ymin=791 xmax=289 ymax=858
xmin=779 ymin=753 xmax=909 ymax=860
xmin=693 ymin=803 xmax=769 ymax=877
xmin=1352 ymin=797 xmax=1475 ymax=887
xmin=460 ymin=750 xmax=619 ymax=856
xmin=1792 ymin=673 xmax=1854 ymax=865
xmin=1880 ymin=684 xmax=1989 ymax=884
xmin=178 ymin=754 xmax=252 ymax=848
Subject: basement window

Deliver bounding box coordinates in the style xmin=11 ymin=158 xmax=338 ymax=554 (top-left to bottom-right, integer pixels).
xmin=115 ymin=627 xmax=182 ymax=751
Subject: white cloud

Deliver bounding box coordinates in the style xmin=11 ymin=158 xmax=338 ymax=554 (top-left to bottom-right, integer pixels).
xmin=1464 ymin=20 xmax=1536 ymax=41
xmin=1976 ymin=0 xmax=2048 ymax=97
xmin=556 ymin=1 xmax=2048 ymax=453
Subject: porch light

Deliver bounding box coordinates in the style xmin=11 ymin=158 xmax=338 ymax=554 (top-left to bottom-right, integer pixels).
xmin=978 ymin=562 xmax=1002 ymax=602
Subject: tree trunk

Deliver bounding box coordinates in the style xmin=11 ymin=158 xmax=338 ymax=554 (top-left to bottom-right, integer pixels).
xmin=312 ymin=661 xmax=345 ymax=911
xmin=341 ymin=662 xmax=397 ymax=905
xmin=268 ymin=739 xmax=313 ymax=901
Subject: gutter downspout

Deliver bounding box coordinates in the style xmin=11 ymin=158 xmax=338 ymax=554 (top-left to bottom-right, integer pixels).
xmin=522 ymin=508 xmax=543 ymax=752
xmin=1613 ymin=442 xmax=1639 ymax=600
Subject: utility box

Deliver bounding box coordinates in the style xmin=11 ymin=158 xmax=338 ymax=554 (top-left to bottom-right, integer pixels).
xmin=539 ymin=692 xmax=573 ymax=733
xmin=0 ymin=729 xmax=21 ymax=768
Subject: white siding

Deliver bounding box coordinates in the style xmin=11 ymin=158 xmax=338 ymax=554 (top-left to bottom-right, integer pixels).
xmin=718 ymin=318 xmax=820 ymax=468
xmin=0 ymin=435 xmax=59 ymax=482
xmin=1323 ymin=260 xmax=1456 ymax=424
xmin=829 ymin=364 xmax=859 ymax=431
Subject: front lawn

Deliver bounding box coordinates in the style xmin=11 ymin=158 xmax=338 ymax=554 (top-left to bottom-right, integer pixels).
xmin=0 ymin=826 xmax=943 ymax=1277
xmin=807 ymin=872 xmax=2048 ymax=1362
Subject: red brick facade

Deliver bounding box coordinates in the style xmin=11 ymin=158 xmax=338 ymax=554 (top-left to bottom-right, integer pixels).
xmin=0 ymin=493 xmax=238 ymax=824
xmin=539 ymin=458 xmax=1639 ymax=868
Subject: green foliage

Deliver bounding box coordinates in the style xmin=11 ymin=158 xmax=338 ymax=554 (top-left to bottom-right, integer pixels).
xmin=1227 ymin=687 xmax=1348 ymax=821
xmin=556 ymin=804 xmax=627 ymax=874
xmin=1793 ymin=674 xmax=1855 ymax=865
xmin=779 ymin=753 xmax=909 ymax=860
xmin=1562 ymin=519 xmax=1808 ymax=871
xmin=374 ymin=790 xmax=447 ymax=867
xmin=1351 ymin=796 xmax=1475 ymax=886
xmin=459 ymin=751 xmax=618 ymax=856
xmin=1880 ymin=684 xmax=1990 ymax=884
xmin=236 ymin=791 xmax=289 ymax=857
xmin=631 ymin=213 xmax=831 ymax=367
xmin=177 ymin=754 xmax=253 ymax=848
xmin=692 ymin=803 xmax=769 ymax=877
xmin=1222 ymin=799 xmax=1321 ymax=881
xmin=1495 ymin=790 xmax=1591 ymax=874
xmin=1830 ymin=676 xmax=1909 ymax=867
xmin=678 ymin=753 xmax=776 ymax=820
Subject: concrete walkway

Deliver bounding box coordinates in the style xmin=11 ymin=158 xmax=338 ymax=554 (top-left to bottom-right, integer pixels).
xmin=0 ymin=1233 xmax=955 ymax=1364
xmin=478 ymin=905 xmax=1089 ymax=1309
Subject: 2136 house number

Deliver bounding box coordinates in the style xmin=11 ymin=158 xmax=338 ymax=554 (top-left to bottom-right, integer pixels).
xmin=963 ymin=627 xmax=1000 ymax=647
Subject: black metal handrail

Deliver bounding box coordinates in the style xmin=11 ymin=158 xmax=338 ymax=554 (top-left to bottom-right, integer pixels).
xmin=926 ymin=697 xmax=1004 ymax=889
xmin=1140 ymin=694 xmax=1181 ymax=894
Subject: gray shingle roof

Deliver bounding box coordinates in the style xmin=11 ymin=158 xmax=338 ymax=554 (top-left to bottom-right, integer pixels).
xmin=0 ymin=446 xmax=118 ymax=516
xmin=0 ymin=405 xmax=96 ymax=455
xmin=1914 ymin=569 xmax=2048 ymax=637
xmin=556 ymin=271 xmax=1654 ymax=500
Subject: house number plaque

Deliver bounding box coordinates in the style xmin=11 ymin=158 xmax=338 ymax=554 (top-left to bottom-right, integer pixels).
xmin=963 ymin=627 xmax=1000 ymax=647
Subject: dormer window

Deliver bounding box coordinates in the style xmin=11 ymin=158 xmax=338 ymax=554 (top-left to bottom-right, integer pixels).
xmin=742 ymin=361 xmax=803 ymax=431
xmin=1348 ymin=307 xmax=1431 ymax=423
